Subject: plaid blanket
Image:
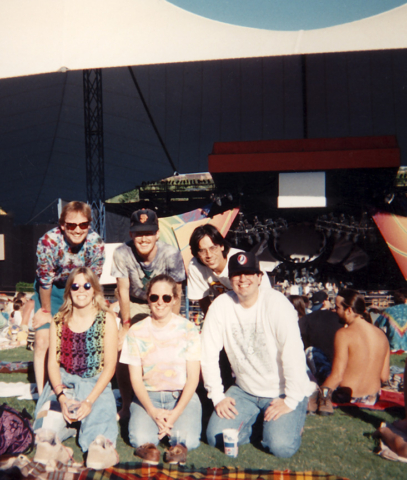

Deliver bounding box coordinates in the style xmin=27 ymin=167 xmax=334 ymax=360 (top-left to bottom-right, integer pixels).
xmin=78 ymin=464 xmax=350 ymax=480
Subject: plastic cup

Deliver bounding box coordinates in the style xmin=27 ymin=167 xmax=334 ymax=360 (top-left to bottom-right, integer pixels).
xmin=65 ymin=398 xmax=81 ymax=420
xmin=223 ymin=428 xmax=238 ymax=457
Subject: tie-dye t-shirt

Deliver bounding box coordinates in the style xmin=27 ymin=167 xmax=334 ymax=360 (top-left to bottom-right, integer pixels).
xmin=120 ymin=314 xmax=201 ymax=391
xmin=55 ymin=310 xmax=105 ymax=378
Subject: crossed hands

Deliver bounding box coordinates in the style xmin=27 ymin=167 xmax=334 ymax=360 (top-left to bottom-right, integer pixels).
xmin=60 ymin=398 xmax=92 ymax=424
xmin=150 ymin=407 xmax=179 ymax=439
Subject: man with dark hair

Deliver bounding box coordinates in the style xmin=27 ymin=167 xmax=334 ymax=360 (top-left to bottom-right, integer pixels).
xmin=317 ymin=289 xmax=390 ymax=415
xmin=310 ymin=290 xmax=332 ymax=312
xmin=111 ymin=208 xmax=186 ymax=419
xmin=202 ymin=252 xmax=312 ymax=458
xmin=32 ymin=201 xmax=105 ymax=394
xmin=299 ymin=294 xmax=342 ymax=385
xmin=188 ymin=224 xmax=270 ymax=315
xmin=375 ymin=288 xmax=407 ymax=351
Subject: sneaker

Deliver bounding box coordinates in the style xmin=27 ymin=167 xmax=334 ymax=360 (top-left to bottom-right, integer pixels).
xmin=165 ymin=444 xmax=187 ymax=465
xmin=318 ymin=387 xmax=334 ymax=416
xmin=135 ymin=443 xmax=160 ymax=465
xmin=86 ymin=435 xmax=119 ymax=470
xmin=307 ymin=388 xmax=319 ymax=415
xmin=34 ymin=428 xmax=74 ymax=464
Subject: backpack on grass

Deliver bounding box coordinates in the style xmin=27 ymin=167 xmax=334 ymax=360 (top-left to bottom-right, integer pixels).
xmin=0 ymin=403 xmax=34 ymax=456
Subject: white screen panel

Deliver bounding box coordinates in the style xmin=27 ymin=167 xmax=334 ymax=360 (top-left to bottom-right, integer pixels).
xmin=278 ymin=172 xmax=326 ymax=208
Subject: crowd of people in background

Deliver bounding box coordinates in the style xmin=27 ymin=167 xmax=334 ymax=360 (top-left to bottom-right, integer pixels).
xmin=1 ymin=201 xmax=407 ymax=468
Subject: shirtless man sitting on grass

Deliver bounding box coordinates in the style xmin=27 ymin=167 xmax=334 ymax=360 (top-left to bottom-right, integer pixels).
xmin=317 ymin=289 xmax=390 ymax=415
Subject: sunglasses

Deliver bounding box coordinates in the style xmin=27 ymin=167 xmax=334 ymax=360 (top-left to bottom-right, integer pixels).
xmin=65 ymin=222 xmax=90 ymax=231
xmin=148 ymin=294 xmax=173 ymax=303
xmin=71 ymin=282 xmax=92 ymax=291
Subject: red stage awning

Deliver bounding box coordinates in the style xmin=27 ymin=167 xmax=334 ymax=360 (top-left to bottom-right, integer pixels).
xmin=209 ymin=136 xmax=400 ymax=173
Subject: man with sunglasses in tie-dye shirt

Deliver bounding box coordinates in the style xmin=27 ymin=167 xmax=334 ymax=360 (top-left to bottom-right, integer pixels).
xmin=32 ymin=201 xmax=105 ymax=395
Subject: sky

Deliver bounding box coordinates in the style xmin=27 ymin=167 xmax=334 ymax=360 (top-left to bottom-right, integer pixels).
xmin=167 ymin=0 xmax=406 ymax=31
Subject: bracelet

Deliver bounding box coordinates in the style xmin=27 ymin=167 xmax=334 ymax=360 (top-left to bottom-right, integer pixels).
xmin=84 ymin=398 xmax=93 ymax=406
xmin=41 ymin=308 xmax=51 ymax=314
xmin=53 ymin=384 xmax=65 ymax=391
xmin=122 ymin=320 xmax=131 ymax=326
xmin=56 ymin=391 xmax=65 ymax=401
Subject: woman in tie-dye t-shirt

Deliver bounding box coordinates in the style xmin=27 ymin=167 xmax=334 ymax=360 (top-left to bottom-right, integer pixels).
xmin=121 ymin=274 xmax=201 ymax=464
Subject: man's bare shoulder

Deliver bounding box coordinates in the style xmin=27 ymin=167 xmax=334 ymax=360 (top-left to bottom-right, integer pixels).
xmin=334 ymin=325 xmax=347 ymax=340
xmin=373 ymin=322 xmax=391 ymax=347
xmin=345 ymin=320 xmax=389 ymax=348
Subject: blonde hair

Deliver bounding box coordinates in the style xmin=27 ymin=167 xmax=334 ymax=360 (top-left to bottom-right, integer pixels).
xmin=59 ymin=201 xmax=91 ymax=226
xmin=58 ymin=267 xmax=108 ymax=321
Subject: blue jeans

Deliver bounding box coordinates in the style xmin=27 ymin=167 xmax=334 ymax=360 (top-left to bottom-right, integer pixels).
xmin=34 ymin=368 xmax=118 ymax=452
xmin=206 ymin=385 xmax=308 ymax=458
xmin=305 ymin=346 xmax=332 ymax=385
xmin=128 ymin=391 xmax=202 ymax=450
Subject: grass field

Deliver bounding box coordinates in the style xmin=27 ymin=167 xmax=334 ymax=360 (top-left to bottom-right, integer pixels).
xmin=1 ymin=347 xmax=406 ymax=480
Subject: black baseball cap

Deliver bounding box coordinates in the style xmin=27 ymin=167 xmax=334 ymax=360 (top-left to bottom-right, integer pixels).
xmin=130 ymin=209 xmax=159 ymax=233
xmin=311 ymin=290 xmax=328 ymax=306
xmin=228 ymin=252 xmax=262 ymax=277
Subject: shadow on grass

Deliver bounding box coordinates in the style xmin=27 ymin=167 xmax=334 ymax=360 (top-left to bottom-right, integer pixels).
xmin=337 ymin=405 xmax=404 ymax=430
xmin=119 ymin=416 xmax=130 ymax=445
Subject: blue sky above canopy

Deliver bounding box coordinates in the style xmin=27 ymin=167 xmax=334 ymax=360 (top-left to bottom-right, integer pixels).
xmin=168 ymin=0 xmax=406 ymax=31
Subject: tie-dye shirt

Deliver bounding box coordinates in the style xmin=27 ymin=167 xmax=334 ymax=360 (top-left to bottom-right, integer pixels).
xmin=36 ymin=227 xmax=105 ymax=289
xmin=55 ymin=310 xmax=105 ymax=378
xmin=111 ymin=241 xmax=185 ymax=300
xmin=375 ymin=303 xmax=407 ymax=351
xmin=120 ymin=314 xmax=201 ymax=391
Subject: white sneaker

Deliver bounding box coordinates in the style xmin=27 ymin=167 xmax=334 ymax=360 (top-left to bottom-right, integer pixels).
xmin=86 ymin=435 xmax=119 ymax=470
xmin=34 ymin=428 xmax=74 ymax=465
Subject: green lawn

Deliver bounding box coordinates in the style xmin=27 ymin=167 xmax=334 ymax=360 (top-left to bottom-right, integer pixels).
xmin=1 ymin=347 xmax=406 ymax=480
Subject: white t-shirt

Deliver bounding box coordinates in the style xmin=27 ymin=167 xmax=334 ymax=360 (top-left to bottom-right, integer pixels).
xmin=201 ymin=289 xmax=313 ymax=410
xmin=188 ymin=248 xmax=271 ymax=300
xmin=11 ymin=311 xmax=22 ymax=326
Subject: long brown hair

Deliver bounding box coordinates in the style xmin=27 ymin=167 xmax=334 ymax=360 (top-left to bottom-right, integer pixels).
xmin=288 ymin=295 xmax=306 ymax=318
xmin=58 ymin=267 xmax=108 ymax=321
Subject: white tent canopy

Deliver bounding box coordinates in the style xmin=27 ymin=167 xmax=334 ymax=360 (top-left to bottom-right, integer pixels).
xmin=2 ymin=0 xmax=407 ymax=80
xmin=1 ymin=1 xmax=407 ymax=225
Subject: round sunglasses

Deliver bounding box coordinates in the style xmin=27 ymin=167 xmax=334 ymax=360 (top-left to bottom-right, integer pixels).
xmin=71 ymin=282 xmax=92 ymax=291
xmin=65 ymin=222 xmax=90 ymax=231
xmin=148 ymin=294 xmax=173 ymax=303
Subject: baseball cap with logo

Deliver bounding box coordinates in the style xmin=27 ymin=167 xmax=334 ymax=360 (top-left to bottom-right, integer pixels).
xmin=228 ymin=252 xmax=262 ymax=277
xmin=130 ymin=209 xmax=159 ymax=233
xmin=311 ymin=290 xmax=328 ymax=311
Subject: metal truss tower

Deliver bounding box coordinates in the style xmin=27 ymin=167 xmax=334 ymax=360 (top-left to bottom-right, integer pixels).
xmin=83 ymin=69 xmax=106 ymax=239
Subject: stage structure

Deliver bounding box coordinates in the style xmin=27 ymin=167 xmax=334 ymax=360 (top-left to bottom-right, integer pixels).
xmin=209 ymin=135 xmax=405 ymax=289
xmin=83 ymin=68 xmax=106 ymax=239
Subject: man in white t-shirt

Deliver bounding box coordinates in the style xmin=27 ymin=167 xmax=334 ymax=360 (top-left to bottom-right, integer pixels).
xmin=201 ymin=252 xmax=312 ymax=458
xmin=188 ymin=224 xmax=270 ymax=315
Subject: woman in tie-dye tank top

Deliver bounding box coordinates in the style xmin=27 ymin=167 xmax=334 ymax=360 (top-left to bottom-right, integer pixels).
xmin=34 ymin=267 xmax=119 ymax=468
